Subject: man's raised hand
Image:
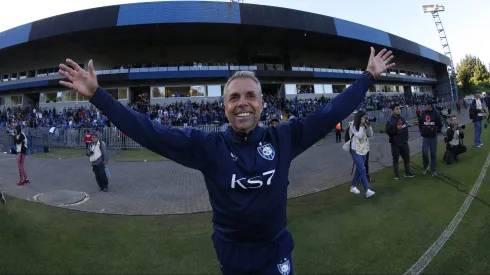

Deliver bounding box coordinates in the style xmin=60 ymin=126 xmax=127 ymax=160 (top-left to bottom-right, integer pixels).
xmin=366 ymin=47 xmax=395 ymax=78
xmin=59 ymin=59 xmax=99 ymax=99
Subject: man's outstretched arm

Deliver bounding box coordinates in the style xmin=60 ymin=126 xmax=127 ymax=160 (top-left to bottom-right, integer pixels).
xmin=282 ymin=47 xmax=395 ymax=159
xmin=59 ymin=59 xmax=209 ymax=171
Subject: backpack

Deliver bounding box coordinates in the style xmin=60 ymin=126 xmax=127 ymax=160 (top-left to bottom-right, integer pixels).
xmin=344 ymin=126 xmax=351 ymax=142
xmin=342 ymin=125 xmax=355 ymax=152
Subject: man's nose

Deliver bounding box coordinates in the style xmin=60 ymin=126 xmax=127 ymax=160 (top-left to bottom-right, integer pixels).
xmin=237 ymin=97 xmax=249 ymax=107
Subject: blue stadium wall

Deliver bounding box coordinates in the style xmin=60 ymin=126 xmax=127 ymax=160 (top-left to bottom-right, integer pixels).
xmin=0 ymin=1 xmax=449 ymax=94
xmin=0 ymin=1 xmax=449 ymax=65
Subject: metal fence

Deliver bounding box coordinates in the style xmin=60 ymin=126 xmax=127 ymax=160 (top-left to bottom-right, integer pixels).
xmin=0 ymin=101 xmax=456 ymax=152
xmin=0 ymin=133 xmax=45 ymax=155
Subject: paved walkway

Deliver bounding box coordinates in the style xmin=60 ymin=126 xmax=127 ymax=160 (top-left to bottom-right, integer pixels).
xmin=0 ymin=111 xmax=470 ymax=215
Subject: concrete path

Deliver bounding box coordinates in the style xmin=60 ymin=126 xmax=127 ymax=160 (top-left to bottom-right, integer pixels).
xmin=0 ymin=111 xmax=471 ymax=215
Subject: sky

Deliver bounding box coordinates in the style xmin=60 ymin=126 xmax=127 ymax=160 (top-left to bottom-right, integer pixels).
xmin=0 ymin=0 xmax=487 ymax=68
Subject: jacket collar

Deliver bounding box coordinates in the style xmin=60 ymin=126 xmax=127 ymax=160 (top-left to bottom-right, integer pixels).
xmin=226 ymin=124 xmax=265 ymax=144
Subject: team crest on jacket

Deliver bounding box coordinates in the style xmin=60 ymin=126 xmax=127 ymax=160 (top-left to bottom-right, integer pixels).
xmin=257 ymin=142 xmax=275 ymax=160
xmin=277 ymin=259 xmax=290 ymax=275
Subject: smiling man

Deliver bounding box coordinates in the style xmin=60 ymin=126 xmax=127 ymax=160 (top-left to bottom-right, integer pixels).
xmin=59 ymin=47 xmax=394 ymax=275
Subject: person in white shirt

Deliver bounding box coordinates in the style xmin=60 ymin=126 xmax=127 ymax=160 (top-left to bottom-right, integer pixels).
xmin=348 ymin=111 xmax=375 ymax=198
xmin=86 ymin=133 xmax=109 ymax=192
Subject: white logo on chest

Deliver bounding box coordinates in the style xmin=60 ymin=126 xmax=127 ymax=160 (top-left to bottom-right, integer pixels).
xmin=257 ymin=142 xmax=275 ymax=160
xmin=231 ymin=169 xmax=276 ymax=189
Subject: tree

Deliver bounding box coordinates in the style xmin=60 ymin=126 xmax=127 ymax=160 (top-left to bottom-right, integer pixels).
xmin=456 ymin=55 xmax=490 ymax=95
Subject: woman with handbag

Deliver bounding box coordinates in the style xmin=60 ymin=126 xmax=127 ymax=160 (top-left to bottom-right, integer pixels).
xmin=348 ymin=111 xmax=375 ymax=198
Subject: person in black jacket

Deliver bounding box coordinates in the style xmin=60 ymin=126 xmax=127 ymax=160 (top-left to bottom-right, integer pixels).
xmin=485 ymin=94 xmax=490 ymax=124
xmin=386 ymin=104 xmax=415 ymax=179
xmin=0 ymin=191 xmax=6 ymax=204
xmin=335 ymin=121 xmax=343 ymax=143
xmin=11 ymin=124 xmax=29 ymax=186
xmin=59 ymin=47 xmax=395 ymax=275
xmin=418 ymin=100 xmax=442 ymax=176
xmin=469 ymin=91 xmax=485 ymax=147
xmin=444 ymin=115 xmax=467 ymax=164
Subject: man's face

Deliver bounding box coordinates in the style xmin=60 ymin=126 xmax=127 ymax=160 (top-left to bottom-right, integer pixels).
xmin=424 ymin=104 xmax=432 ymax=111
xmin=224 ymin=78 xmax=263 ymax=133
xmin=92 ymin=136 xmax=98 ymax=143
xmin=393 ymin=106 xmax=401 ymax=115
xmin=451 ymin=117 xmax=457 ymax=126
xmin=270 ymin=121 xmax=279 ymax=127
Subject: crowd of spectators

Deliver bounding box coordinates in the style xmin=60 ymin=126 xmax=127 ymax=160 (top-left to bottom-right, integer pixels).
xmin=113 ymin=60 xmax=237 ymax=70
xmin=0 ymin=93 xmax=442 ymax=133
xmin=360 ymin=93 xmax=438 ymax=111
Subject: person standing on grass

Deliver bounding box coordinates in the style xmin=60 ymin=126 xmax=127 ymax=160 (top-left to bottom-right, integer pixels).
xmin=470 ymin=91 xmax=485 ymax=147
xmin=386 ymin=103 xmax=415 ymax=179
xmin=86 ymin=133 xmax=109 ymax=192
xmin=59 ymin=47 xmax=394 ymax=275
xmin=12 ymin=124 xmax=29 ymax=186
xmin=348 ymin=111 xmax=375 ymax=198
xmin=418 ymin=99 xmax=442 ymax=176
xmin=0 ymin=191 xmax=6 ymax=204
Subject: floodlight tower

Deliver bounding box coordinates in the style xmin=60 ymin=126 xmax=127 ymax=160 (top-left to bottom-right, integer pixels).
xmin=423 ymin=4 xmax=458 ymax=101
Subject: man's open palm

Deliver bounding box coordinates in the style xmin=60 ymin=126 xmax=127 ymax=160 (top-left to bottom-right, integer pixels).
xmin=366 ymin=47 xmax=395 ymax=77
xmin=59 ymin=59 xmax=99 ymax=98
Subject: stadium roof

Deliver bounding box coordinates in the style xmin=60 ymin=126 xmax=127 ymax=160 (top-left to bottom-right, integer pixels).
xmin=0 ymin=1 xmax=450 ymax=65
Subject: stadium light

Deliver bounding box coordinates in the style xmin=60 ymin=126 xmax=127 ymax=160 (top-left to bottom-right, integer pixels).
xmin=423 ymin=4 xmax=458 ymax=102
xmin=422 ymin=4 xmax=445 ymax=13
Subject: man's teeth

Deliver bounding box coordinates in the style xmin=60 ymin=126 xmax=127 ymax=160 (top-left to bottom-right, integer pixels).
xmin=237 ymin=113 xmax=251 ymax=117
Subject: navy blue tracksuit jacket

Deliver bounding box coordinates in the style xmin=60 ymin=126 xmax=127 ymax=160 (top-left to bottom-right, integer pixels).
xmin=89 ymin=73 xmax=374 ymax=274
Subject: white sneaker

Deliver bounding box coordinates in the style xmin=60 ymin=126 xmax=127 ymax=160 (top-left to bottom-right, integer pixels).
xmin=350 ymin=186 xmax=360 ymax=194
xmin=366 ymin=189 xmax=375 ymax=198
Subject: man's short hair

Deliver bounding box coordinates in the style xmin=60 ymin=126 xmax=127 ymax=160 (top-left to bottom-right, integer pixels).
xmin=223 ymin=71 xmax=262 ymax=100
xmin=391 ymin=103 xmax=400 ymax=110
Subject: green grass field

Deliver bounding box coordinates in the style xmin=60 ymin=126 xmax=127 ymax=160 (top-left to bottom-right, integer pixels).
xmin=1 ymin=124 xmax=489 ymax=274
xmin=112 ymin=149 xmax=168 ymax=162
xmin=32 ymin=147 xmax=86 ymax=159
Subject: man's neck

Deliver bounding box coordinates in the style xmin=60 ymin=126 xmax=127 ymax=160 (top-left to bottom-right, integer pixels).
xmin=231 ymin=124 xmax=258 ymax=135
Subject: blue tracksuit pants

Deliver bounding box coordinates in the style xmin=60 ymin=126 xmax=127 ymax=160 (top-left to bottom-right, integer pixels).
xmin=212 ymin=230 xmax=295 ymax=275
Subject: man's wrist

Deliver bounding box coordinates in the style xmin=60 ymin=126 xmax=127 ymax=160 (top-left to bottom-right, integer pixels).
xmin=363 ymin=70 xmax=375 ymax=82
